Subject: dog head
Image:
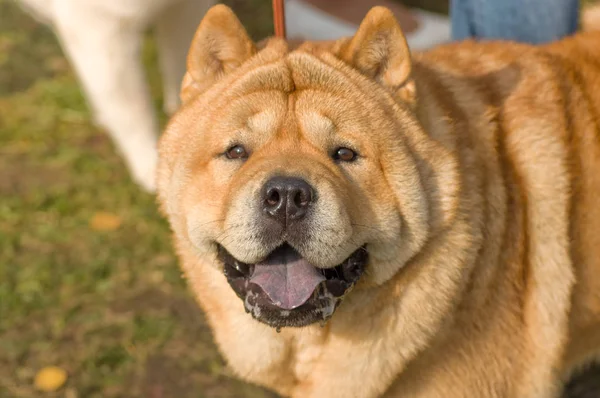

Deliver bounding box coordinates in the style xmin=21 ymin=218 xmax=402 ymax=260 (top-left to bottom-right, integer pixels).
xmin=157 ymin=5 xmax=450 ymax=328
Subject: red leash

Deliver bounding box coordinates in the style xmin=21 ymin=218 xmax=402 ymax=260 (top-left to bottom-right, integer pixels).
xmin=272 ymin=0 xmax=287 ymax=38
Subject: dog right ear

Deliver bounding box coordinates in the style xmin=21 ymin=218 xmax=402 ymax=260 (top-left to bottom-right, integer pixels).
xmin=181 ymin=5 xmax=256 ymax=103
xmin=337 ymin=7 xmax=415 ymax=104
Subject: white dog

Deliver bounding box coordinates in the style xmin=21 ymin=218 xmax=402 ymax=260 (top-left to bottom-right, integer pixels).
xmin=17 ymin=0 xmax=215 ymax=192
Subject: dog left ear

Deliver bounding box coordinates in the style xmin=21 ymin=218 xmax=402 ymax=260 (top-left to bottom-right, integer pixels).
xmin=181 ymin=5 xmax=256 ymax=103
xmin=338 ymin=7 xmax=414 ymax=100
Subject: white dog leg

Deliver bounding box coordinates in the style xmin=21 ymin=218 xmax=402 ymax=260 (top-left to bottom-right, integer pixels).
xmin=53 ymin=3 xmax=158 ymax=192
xmin=156 ymin=0 xmax=214 ymax=115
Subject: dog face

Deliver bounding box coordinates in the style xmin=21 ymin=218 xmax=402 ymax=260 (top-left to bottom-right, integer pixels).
xmin=157 ymin=6 xmax=433 ymax=328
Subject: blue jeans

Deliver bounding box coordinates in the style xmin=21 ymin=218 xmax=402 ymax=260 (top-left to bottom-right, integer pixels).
xmin=451 ymin=0 xmax=579 ymax=44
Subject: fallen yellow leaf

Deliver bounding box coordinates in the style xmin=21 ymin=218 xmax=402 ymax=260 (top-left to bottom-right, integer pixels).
xmin=34 ymin=366 xmax=68 ymax=392
xmin=89 ymin=212 xmax=122 ymax=231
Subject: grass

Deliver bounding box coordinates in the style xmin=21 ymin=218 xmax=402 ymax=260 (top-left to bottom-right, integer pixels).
xmin=0 ymin=0 xmax=277 ymax=396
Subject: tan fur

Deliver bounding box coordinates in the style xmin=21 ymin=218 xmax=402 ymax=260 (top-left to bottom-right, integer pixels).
xmin=157 ymin=5 xmax=600 ymax=397
xmin=583 ymin=2 xmax=600 ymax=32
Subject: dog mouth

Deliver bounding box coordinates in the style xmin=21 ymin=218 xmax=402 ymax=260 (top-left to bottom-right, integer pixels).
xmin=218 ymin=243 xmax=367 ymax=327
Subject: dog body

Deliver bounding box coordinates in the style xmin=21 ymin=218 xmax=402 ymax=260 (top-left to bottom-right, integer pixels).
xmin=158 ymin=6 xmax=600 ymax=397
xmin=18 ymin=0 xmax=214 ymax=191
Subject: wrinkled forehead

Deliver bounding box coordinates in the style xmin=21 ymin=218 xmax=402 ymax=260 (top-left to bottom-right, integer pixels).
xmin=206 ymin=49 xmax=390 ymax=136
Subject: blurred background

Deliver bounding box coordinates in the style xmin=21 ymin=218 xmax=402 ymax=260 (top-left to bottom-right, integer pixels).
xmin=1 ymin=0 xmax=595 ymax=397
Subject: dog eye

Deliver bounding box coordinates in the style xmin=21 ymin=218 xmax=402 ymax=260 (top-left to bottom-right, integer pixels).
xmin=225 ymin=145 xmax=249 ymax=160
xmin=333 ymin=147 xmax=357 ymax=162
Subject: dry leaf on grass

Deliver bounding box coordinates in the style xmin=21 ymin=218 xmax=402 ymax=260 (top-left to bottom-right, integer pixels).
xmin=89 ymin=212 xmax=122 ymax=231
xmin=34 ymin=366 xmax=68 ymax=392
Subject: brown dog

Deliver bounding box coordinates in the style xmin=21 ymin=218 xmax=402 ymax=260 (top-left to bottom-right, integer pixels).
xmin=157 ymin=5 xmax=600 ymax=397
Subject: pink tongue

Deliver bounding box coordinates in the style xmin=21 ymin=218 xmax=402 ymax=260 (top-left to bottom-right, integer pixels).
xmin=250 ymin=254 xmax=325 ymax=310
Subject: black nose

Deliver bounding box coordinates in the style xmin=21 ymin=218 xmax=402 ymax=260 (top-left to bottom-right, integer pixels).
xmin=262 ymin=176 xmax=314 ymax=224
